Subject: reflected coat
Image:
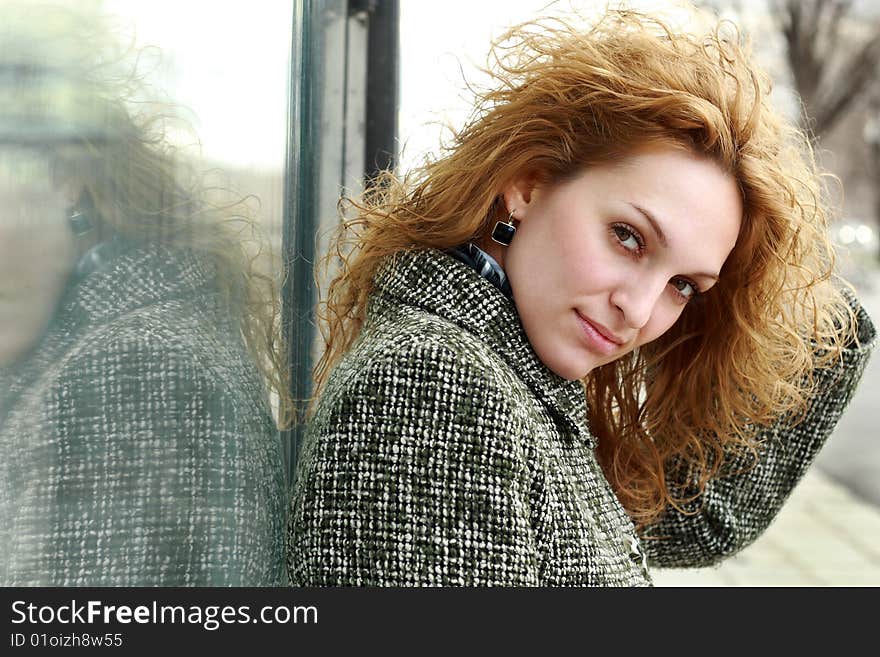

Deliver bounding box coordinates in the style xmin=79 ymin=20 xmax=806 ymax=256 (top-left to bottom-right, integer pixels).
xmin=0 ymin=244 xmax=286 ymax=585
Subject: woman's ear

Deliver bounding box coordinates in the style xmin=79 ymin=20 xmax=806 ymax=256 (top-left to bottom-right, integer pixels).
xmin=501 ymin=173 xmax=539 ymax=222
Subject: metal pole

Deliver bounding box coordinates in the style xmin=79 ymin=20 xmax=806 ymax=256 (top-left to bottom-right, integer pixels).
xmin=363 ymin=0 xmax=399 ymax=180
xmin=281 ymin=0 xmax=320 ymax=486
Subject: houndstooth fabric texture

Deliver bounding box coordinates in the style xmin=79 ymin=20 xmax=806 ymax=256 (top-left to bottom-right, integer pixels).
xmin=0 ymin=243 xmax=286 ymax=586
xmin=287 ymin=248 xmax=875 ymax=586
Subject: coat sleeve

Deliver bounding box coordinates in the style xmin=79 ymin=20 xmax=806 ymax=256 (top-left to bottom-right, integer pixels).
xmin=287 ymin=340 xmax=541 ymax=586
xmin=642 ymin=293 xmax=876 ymax=568
xmin=36 ymin=329 xmax=286 ymax=586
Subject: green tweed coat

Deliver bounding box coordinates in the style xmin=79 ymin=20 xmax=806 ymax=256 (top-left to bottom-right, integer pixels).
xmin=1 ymin=244 xmax=286 ymax=586
xmin=287 ymin=248 xmax=876 ymax=586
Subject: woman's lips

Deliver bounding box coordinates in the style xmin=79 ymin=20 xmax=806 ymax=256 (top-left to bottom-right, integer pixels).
xmin=575 ymin=311 xmax=623 ymax=356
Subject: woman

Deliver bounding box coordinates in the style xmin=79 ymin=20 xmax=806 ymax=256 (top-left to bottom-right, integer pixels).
xmin=0 ymin=3 xmax=291 ymax=585
xmin=287 ymin=9 xmax=876 ymax=585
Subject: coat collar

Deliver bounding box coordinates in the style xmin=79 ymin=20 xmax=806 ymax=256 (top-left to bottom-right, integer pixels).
xmin=61 ymin=242 xmax=223 ymax=330
xmin=370 ymin=248 xmax=595 ymax=447
xmin=1 ymin=243 xmax=222 ymax=416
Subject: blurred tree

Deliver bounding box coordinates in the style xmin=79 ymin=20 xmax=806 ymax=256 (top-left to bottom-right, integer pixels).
xmin=769 ymin=0 xmax=880 ymax=138
xmin=766 ymin=0 xmax=880 ymax=261
xmin=699 ymin=0 xmax=880 ymax=260
xmin=866 ymin=92 xmax=880 ymax=259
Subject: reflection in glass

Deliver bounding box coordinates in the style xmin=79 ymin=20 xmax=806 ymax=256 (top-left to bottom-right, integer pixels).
xmin=0 ymin=2 xmax=290 ymax=585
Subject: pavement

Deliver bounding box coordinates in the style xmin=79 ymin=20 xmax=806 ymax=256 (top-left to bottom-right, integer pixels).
xmin=652 ymin=467 xmax=880 ymax=586
xmin=654 ymin=259 xmax=880 ymax=587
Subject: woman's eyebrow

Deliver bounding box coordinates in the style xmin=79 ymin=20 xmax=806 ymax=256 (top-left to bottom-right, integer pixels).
xmin=628 ymin=202 xmax=668 ymax=248
xmin=628 ymin=202 xmax=720 ymax=281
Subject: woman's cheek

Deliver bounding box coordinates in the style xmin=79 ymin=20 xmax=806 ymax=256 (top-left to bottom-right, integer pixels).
xmin=571 ymin=241 xmax=617 ymax=289
xmin=641 ymin=304 xmax=682 ymax=345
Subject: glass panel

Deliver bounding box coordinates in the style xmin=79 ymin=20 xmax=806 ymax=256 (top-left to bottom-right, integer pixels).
xmin=0 ymin=0 xmax=293 ymax=585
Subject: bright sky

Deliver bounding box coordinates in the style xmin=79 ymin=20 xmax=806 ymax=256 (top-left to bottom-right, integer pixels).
xmin=398 ymin=0 xmax=562 ymax=171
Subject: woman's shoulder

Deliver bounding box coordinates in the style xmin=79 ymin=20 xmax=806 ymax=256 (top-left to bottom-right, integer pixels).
xmin=47 ymin=312 xmax=263 ymax=419
xmin=301 ymin=304 xmax=533 ymax=479
xmin=16 ymin=272 xmax=268 ymax=427
xmin=345 ymin=302 xmax=514 ymax=383
xmin=57 ymin=242 xmax=250 ymax=369
xmin=313 ymin=302 xmax=526 ymax=428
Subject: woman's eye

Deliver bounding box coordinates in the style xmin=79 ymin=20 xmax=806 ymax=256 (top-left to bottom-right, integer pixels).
xmin=612 ymin=224 xmax=643 ymax=253
xmin=671 ymin=278 xmax=698 ymax=301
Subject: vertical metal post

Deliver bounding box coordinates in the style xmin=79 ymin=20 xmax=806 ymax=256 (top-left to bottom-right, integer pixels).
xmin=281 ymin=0 xmax=320 ymax=486
xmin=364 ymin=0 xmax=399 ymax=180
xmin=282 ymin=0 xmax=400 ymax=486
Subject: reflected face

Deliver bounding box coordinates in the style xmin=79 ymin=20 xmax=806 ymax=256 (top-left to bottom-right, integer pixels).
xmin=0 ymin=147 xmax=77 ymax=367
xmin=492 ymin=146 xmax=742 ymax=380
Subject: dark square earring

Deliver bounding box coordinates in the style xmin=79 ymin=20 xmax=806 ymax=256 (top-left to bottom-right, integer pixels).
xmin=67 ymin=209 xmax=95 ymax=236
xmin=66 ymin=189 xmax=97 ymax=236
xmin=491 ymin=211 xmax=517 ymax=246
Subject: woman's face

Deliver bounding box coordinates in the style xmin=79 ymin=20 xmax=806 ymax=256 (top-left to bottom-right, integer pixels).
xmin=0 ymin=147 xmax=78 ymax=367
xmin=491 ymin=146 xmax=742 ymax=380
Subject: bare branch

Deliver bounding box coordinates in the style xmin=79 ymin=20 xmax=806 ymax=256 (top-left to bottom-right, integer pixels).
xmin=813 ymin=32 xmax=880 ymax=134
xmin=770 ymin=0 xmax=880 ymax=138
xmin=825 ymin=0 xmax=853 ymax=55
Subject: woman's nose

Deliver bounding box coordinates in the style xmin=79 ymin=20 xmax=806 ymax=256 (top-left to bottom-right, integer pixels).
xmin=610 ymin=276 xmax=667 ymax=330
